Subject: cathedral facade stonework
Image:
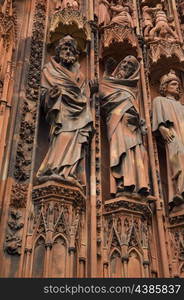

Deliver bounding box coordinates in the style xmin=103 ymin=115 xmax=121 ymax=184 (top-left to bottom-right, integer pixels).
xmin=0 ymin=0 xmax=184 ymax=278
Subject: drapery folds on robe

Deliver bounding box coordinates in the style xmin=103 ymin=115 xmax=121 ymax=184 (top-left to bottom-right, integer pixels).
xmin=152 ymin=96 xmax=184 ymax=206
xmin=99 ymin=0 xmax=111 ymax=26
xmin=36 ymin=57 xmax=93 ymax=188
xmin=100 ymin=57 xmax=149 ymax=195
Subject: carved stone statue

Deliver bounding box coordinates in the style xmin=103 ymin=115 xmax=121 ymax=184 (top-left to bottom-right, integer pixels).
xmin=36 ymin=36 xmax=93 ymax=189
xmin=99 ymin=0 xmax=134 ymax=28
xmin=100 ymin=56 xmax=149 ymax=197
xmin=109 ymin=0 xmax=134 ymax=28
xmin=98 ymin=0 xmax=111 ymax=26
xmin=54 ymin=0 xmax=79 ymax=10
xmin=152 ymin=70 xmax=184 ymax=210
xmin=142 ymin=6 xmax=155 ymax=38
xmin=143 ymin=3 xmax=179 ymax=41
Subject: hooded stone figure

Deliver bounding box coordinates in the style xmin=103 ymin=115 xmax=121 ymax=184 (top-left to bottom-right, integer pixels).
xmin=100 ymin=55 xmax=150 ymax=196
xmin=152 ymin=70 xmax=184 ymax=209
xmin=36 ymin=36 xmax=93 ymax=189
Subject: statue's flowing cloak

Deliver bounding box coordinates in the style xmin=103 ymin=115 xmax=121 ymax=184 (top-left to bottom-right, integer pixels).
xmin=37 ymin=57 xmax=93 ymax=184
xmin=152 ymin=96 xmax=184 ymax=202
xmin=100 ymin=59 xmax=149 ymax=194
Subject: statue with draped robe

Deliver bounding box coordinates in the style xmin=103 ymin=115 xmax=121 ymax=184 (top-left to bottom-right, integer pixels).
xmin=152 ymin=70 xmax=184 ymax=210
xmin=100 ymin=56 xmax=149 ymax=196
xmin=36 ymin=36 xmax=93 ymax=189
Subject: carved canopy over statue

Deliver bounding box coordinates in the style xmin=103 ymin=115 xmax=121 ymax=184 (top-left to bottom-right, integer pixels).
xmin=152 ymin=70 xmax=184 ymax=210
xmin=142 ymin=3 xmax=179 ymax=41
xmin=36 ymin=35 xmax=93 ymax=189
xmin=99 ymin=0 xmax=134 ymax=28
xmin=100 ymin=56 xmax=150 ymax=197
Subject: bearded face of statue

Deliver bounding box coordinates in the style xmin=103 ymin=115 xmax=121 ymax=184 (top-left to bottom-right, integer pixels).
xmin=58 ymin=42 xmax=78 ymax=67
xmin=116 ymin=59 xmax=136 ymax=79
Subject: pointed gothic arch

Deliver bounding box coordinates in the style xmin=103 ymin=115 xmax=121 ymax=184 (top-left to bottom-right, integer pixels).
xmin=32 ymin=235 xmax=46 ymax=278
xmin=109 ymin=248 xmax=122 ymax=278
xmin=51 ymin=234 xmax=68 ymax=278
xmin=127 ymin=248 xmax=143 ymax=278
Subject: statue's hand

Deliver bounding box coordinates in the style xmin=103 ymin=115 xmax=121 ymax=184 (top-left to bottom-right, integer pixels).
xmin=49 ymin=85 xmax=61 ymax=99
xmin=159 ymin=125 xmax=174 ymax=143
xmin=89 ymin=79 xmax=99 ymax=96
xmin=140 ymin=118 xmax=148 ymax=136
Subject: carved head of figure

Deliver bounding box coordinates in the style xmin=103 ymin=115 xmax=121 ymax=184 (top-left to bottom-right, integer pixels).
xmin=115 ymin=55 xmax=139 ymax=79
xmin=55 ymin=35 xmax=79 ymax=67
xmin=160 ymin=70 xmax=181 ymax=100
xmin=156 ymin=3 xmax=163 ymax=10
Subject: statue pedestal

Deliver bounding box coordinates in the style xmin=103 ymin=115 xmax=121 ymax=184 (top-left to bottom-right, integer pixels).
xmin=102 ymin=193 xmax=155 ymax=277
xmin=168 ymin=209 xmax=184 ymax=277
xmin=104 ymin=193 xmax=154 ymax=217
xmin=32 ymin=180 xmax=86 ymax=209
xmin=24 ymin=181 xmax=87 ymax=277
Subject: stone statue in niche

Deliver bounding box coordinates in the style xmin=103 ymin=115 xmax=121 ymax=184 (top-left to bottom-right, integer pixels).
xmin=54 ymin=0 xmax=80 ymax=11
xmin=36 ymin=35 xmax=94 ymax=189
xmin=152 ymin=70 xmax=184 ymax=210
xmin=100 ymin=56 xmax=150 ymax=197
xmin=142 ymin=3 xmax=179 ymax=41
xmin=98 ymin=0 xmax=134 ymax=28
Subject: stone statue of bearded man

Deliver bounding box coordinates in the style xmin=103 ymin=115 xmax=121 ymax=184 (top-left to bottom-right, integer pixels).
xmin=36 ymin=35 xmax=93 ymax=189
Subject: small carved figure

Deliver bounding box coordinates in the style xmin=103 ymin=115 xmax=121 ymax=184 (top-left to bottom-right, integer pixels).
xmin=100 ymin=56 xmax=149 ymax=197
xmin=98 ymin=0 xmax=111 ymax=26
xmin=109 ymin=0 xmax=134 ymax=28
xmin=36 ymin=36 xmax=93 ymax=189
xmin=142 ymin=6 xmax=155 ymax=38
xmin=54 ymin=0 xmax=79 ymax=11
xmin=144 ymin=3 xmax=179 ymax=41
xmin=152 ymin=70 xmax=184 ymax=210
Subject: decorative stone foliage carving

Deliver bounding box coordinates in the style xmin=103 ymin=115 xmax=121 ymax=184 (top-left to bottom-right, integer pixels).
xmin=4 ymin=209 xmax=24 ymax=255
xmin=5 ymin=0 xmax=48 ymax=257
xmin=10 ymin=183 xmax=28 ymax=209
xmin=0 ymin=0 xmax=16 ymax=50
